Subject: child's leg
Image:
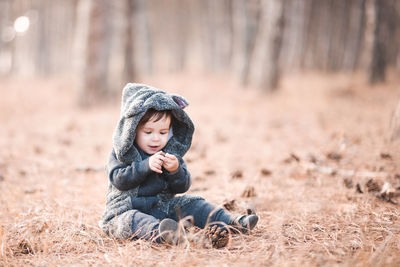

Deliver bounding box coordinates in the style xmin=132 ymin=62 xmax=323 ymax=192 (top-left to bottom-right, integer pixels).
xmin=105 ymin=209 xmax=160 ymax=240
xmin=172 ymin=198 xmax=234 ymax=248
xmin=171 ymin=198 xmax=232 ymax=229
xmin=168 ymin=196 xmax=259 ymax=232
xmin=166 ymin=196 xmax=258 ymax=248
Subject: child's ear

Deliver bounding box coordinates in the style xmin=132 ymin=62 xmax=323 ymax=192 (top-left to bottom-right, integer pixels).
xmin=121 ymin=83 xmax=147 ymax=117
xmin=172 ymin=95 xmax=189 ymax=109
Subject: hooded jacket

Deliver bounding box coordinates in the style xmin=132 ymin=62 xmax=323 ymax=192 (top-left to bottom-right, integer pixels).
xmin=101 ymin=83 xmax=195 ymax=228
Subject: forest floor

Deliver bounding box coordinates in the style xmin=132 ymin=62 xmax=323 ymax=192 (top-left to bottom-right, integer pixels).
xmin=1 ymin=72 xmax=400 ymax=266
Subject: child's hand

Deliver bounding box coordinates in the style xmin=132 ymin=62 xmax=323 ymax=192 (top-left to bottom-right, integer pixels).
xmin=149 ymin=151 xmax=165 ymax=173
xmin=162 ymin=153 xmax=179 ymax=173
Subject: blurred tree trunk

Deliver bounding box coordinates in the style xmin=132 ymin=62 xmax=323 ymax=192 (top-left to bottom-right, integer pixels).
xmin=0 ymin=0 xmax=12 ymax=75
xmin=344 ymin=0 xmax=366 ymax=70
xmin=202 ymin=0 xmax=233 ymax=72
xmin=133 ymin=0 xmax=152 ymax=75
xmin=306 ymin=0 xmax=331 ymax=70
xmin=299 ymin=0 xmax=314 ymax=69
xmin=370 ymin=0 xmax=387 ymax=83
xmin=281 ymin=0 xmax=307 ymax=71
xmin=218 ymin=0 xmax=234 ymax=70
xmin=123 ymin=0 xmax=135 ymax=82
xmin=81 ymin=0 xmax=112 ymax=105
xmin=264 ymin=0 xmax=285 ymax=91
xmin=35 ymin=0 xmax=50 ymax=75
xmin=250 ymin=0 xmax=285 ymax=91
xmin=232 ymin=0 xmax=260 ymax=86
xmin=202 ymin=0 xmax=217 ymax=71
xmin=327 ymin=0 xmax=349 ymax=71
xmin=300 ymin=0 xmax=367 ymax=72
xmin=73 ymin=0 xmax=90 ymax=100
xmin=369 ymin=0 xmax=399 ymax=84
xmin=32 ymin=0 xmax=75 ymax=76
xmin=170 ymin=0 xmax=189 ymax=71
xmin=9 ymin=0 xmax=37 ymax=75
xmin=383 ymin=1 xmax=400 ymax=67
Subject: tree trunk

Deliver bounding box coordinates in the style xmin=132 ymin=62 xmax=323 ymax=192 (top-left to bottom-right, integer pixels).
xmin=344 ymin=0 xmax=366 ymax=70
xmin=171 ymin=0 xmax=189 ymax=71
xmin=232 ymin=0 xmax=260 ymax=86
xmin=369 ymin=0 xmax=388 ymax=84
xmin=0 ymin=0 xmax=12 ymax=75
xmin=250 ymin=0 xmax=285 ymax=91
xmin=123 ymin=0 xmax=135 ymax=82
xmin=265 ymin=0 xmax=285 ymax=90
xmin=81 ymin=0 xmax=112 ymax=105
xmin=35 ymin=0 xmax=50 ymax=75
xmin=135 ymin=0 xmax=152 ymax=75
xmin=281 ymin=0 xmax=307 ymax=71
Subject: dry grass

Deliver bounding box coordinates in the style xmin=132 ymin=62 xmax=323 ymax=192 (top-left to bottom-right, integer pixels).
xmin=1 ymin=72 xmax=400 ymax=266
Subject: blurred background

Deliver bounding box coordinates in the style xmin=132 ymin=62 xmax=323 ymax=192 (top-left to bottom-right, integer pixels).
xmin=2 ymin=2 xmax=400 ymax=264
xmin=1 ymin=0 xmax=399 ymax=105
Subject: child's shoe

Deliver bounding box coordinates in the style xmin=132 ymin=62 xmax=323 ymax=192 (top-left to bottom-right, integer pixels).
xmin=159 ymin=218 xmax=182 ymax=245
xmin=230 ymin=214 xmax=259 ymax=233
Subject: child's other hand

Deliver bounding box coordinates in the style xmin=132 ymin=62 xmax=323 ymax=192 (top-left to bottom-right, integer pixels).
xmin=163 ymin=153 xmax=179 ymax=173
xmin=149 ymin=151 xmax=165 ymax=173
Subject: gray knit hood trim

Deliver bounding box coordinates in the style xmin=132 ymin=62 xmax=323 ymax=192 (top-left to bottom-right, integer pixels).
xmin=113 ymin=83 xmax=194 ymax=164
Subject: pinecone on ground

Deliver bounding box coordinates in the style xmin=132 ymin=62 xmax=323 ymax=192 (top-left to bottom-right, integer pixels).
xmin=205 ymin=225 xmax=230 ymax=248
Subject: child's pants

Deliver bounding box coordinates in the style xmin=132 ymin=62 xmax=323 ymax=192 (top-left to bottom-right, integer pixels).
xmin=104 ymin=195 xmax=233 ymax=240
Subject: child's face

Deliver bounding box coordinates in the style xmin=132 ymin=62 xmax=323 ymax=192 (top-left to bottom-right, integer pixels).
xmin=135 ymin=114 xmax=171 ymax=155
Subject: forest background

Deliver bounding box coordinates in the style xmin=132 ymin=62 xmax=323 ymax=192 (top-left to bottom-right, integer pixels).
xmin=2 ymin=0 xmax=400 ymax=99
xmin=1 ymin=0 xmax=400 ymax=266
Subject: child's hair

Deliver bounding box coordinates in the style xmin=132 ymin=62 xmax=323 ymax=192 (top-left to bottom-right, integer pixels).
xmin=138 ymin=109 xmax=172 ymax=128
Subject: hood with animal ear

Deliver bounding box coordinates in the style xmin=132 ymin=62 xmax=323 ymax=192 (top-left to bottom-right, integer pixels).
xmin=112 ymin=83 xmax=195 ymax=164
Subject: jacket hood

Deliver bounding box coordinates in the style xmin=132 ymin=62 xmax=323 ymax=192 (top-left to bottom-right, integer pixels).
xmin=112 ymin=83 xmax=194 ymax=164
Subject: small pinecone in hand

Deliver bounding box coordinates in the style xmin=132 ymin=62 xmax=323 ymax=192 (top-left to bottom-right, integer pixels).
xmin=205 ymin=225 xmax=230 ymax=248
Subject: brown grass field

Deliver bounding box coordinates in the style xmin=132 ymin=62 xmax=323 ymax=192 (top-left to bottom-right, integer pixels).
xmin=1 ymin=72 xmax=400 ymax=266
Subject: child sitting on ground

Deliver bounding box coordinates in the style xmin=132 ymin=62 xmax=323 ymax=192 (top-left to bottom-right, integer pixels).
xmin=99 ymin=83 xmax=258 ymax=247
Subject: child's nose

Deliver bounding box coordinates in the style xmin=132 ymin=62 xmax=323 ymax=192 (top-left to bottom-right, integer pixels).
xmin=151 ymin=134 xmax=160 ymax=141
